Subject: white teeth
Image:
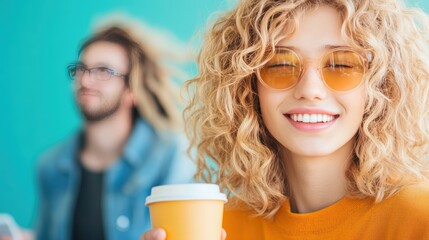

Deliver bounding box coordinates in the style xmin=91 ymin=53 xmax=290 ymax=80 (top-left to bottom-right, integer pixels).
xmin=303 ymin=114 xmax=310 ymax=122
xmin=289 ymin=113 xmax=335 ymax=123
xmin=323 ymin=115 xmax=328 ymax=122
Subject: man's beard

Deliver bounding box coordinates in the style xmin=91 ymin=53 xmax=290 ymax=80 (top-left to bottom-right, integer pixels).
xmin=76 ymin=89 xmax=122 ymax=122
xmin=79 ymin=101 xmax=121 ymax=122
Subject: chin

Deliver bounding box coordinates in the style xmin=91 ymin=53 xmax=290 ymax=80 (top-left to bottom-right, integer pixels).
xmin=296 ymin=150 xmax=337 ymax=158
xmin=284 ymin=143 xmax=341 ymax=158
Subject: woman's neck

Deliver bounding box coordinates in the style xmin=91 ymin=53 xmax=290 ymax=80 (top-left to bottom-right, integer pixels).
xmin=283 ymin=139 xmax=354 ymax=213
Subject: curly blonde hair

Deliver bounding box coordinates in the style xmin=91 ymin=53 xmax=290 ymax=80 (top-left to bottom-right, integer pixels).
xmin=185 ymin=0 xmax=429 ymax=218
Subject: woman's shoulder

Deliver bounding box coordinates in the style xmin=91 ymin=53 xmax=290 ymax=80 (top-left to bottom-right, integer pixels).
xmin=375 ymin=183 xmax=429 ymax=221
xmin=224 ymin=198 xmax=262 ymax=221
xmin=385 ymin=183 xmax=429 ymax=208
xmin=367 ymin=183 xmax=429 ymax=237
xmin=223 ymin=198 xmax=267 ymax=239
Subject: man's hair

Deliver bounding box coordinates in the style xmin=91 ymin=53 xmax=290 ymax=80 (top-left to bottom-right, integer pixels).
xmin=79 ymin=26 xmax=181 ymax=130
xmin=185 ymin=0 xmax=429 ymax=218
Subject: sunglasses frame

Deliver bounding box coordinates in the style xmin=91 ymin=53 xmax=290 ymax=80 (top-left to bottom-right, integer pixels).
xmin=257 ymin=46 xmax=372 ymax=92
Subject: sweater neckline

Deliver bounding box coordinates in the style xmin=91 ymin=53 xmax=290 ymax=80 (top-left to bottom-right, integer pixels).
xmin=274 ymin=196 xmax=374 ymax=234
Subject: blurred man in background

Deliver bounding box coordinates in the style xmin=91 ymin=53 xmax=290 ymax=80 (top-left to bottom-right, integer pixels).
xmin=36 ymin=21 xmax=195 ymax=240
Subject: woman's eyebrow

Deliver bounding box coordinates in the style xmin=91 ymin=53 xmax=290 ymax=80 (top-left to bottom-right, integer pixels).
xmin=323 ymin=44 xmax=349 ymax=50
xmin=275 ymin=44 xmax=351 ymax=58
xmin=276 ymin=44 xmax=348 ymax=50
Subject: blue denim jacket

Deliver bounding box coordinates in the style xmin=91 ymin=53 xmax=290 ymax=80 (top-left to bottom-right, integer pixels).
xmin=36 ymin=118 xmax=195 ymax=240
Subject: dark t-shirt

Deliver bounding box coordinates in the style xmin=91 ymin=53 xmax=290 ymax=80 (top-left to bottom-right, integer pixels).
xmin=71 ymin=158 xmax=105 ymax=240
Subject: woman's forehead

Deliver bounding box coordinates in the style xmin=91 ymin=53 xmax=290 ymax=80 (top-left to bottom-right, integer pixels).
xmin=277 ymin=5 xmax=347 ymax=57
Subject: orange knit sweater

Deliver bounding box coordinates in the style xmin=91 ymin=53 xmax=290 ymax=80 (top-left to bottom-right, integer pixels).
xmin=223 ymin=184 xmax=429 ymax=240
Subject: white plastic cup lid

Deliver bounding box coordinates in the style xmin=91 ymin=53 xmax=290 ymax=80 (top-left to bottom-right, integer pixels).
xmin=145 ymin=183 xmax=227 ymax=205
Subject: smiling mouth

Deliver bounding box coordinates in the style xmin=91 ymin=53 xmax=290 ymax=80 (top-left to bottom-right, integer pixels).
xmin=285 ymin=113 xmax=340 ymax=123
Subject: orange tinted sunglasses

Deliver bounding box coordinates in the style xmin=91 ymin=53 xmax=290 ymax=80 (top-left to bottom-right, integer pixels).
xmin=257 ymin=47 xmax=372 ymax=92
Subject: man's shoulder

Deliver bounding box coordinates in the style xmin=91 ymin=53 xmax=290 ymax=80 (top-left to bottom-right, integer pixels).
xmin=124 ymin=119 xmax=194 ymax=181
xmin=126 ymin=118 xmax=188 ymax=159
xmin=37 ymin=134 xmax=79 ymax=170
xmin=130 ymin=118 xmax=186 ymax=145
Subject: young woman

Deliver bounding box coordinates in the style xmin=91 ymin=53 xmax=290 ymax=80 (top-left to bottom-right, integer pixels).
xmin=144 ymin=0 xmax=429 ymax=239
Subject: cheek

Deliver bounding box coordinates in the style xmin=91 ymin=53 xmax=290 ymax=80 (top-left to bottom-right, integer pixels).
xmin=338 ymin=88 xmax=367 ymax=125
xmin=103 ymin=82 xmax=127 ymax=97
xmin=258 ymin=85 xmax=274 ymax=118
xmin=257 ymin=84 xmax=287 ymax=130
xmin=353 ymin=88 xmax=367 ymax=115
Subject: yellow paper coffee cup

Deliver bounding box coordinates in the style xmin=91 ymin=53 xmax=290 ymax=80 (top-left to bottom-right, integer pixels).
xmin=145 ymin=184 xmax=227 ymax=240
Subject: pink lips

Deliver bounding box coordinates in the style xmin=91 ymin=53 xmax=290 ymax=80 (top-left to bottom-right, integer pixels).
xmin=284 ymin=108 xmax=339 ymax=132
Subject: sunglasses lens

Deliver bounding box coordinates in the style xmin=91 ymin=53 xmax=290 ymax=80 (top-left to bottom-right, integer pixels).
xmin=259 ymin=49 xmax=301 ymax=89
xmin=321 ymin=50 xmax=365 ymax=91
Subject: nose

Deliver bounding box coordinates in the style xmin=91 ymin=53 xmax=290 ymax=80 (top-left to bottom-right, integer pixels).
xmin=79 ymin=70 xmax=94 ymax=87
xmin=293 ymin=66 xmax=327 ymax=101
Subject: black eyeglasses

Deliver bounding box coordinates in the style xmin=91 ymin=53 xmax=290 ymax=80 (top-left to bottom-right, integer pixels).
xmin=67 ymin=64 xmax=127 ymax=81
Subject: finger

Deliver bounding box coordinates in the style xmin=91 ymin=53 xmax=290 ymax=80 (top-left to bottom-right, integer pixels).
xmin=221 ymin=229 xmax=227 ymax=240
xmin=22 ymin=230 xmax=35 ymax=240
xmin=141 ymin=228 xmax=166 ymax=240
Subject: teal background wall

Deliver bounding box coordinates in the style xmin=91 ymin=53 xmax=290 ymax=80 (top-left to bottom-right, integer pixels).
xmin=0 ymin=0 xmax=428 ymax=229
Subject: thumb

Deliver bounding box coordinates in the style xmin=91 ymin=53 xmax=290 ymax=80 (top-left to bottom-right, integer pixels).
xmin=141 ymin=228 xmax=166 ymax=240
xmin=221 ymin=228 xmax=227 ymax=240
